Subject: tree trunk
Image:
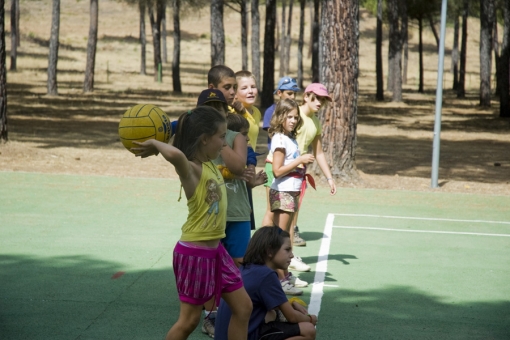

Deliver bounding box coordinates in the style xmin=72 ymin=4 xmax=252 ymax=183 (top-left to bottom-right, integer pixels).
xmin=375 ymin=0 xmax=383 ymax=100
xmin=311 ymin=0 xmax=320 ymax=82
xmin=401 ymin=0 xmax=407 ymax=85
xmin=452 ymin=13 xmax=460 ymax=90
xmin=9 ymin=0 xmax=16 ymax=71
xmin=161 ymin=2 xmax=167 ymax=64
xmin=148 ymin=1 xmax=163 ymax=82
xmin=15 ymin=0 xmax=19 ymax=47
xmin=83 ymin=0 xmax=98 ymax=92
xmin=0 ymin=0 xmax=7 ymax=142
xmin=172 ymin=0 xmax=181 ymax=92
xmin=210 ymin=0 xmax=225 ymax=66
xmin=418 ymin=16 xmax=424 ymax=93
xmin=428 ymin=13 xmax=440 ymax=49
xmin=480 ymin=0 xmax=494 ymax=107
xmin=261 ymin=0 xmax=276 ymax=109
xmin=139 ymin=1 xmax=146 ymax=75
xmin=457 ymin=0 xmax=468 ymax=98
xmin=314 ymin=0 xmax=359 ymax=181
xmin=47 ymin=0 xmax=60 ymax=96
xmin=279 ymin=0 xmax=287 ymax=77
xmin=500 ymin=0 xmax=510 ymax=117
xmin=251 ymin=0 xmax=260 ymax=87
xmin=297 ymin=0 xmax=305 ymax=88
xmin=241 ymin=0 xmax=248 ymax=70
xmin=308 ymin=0 xmax=313 ymax=58
xmin=387 ymin=0 xmax=397 ymax=92
xmin=284 ymin=0 xmax=293 ymax=75
xmin=388 ymin=0 xmax=402 ymax=101
xmin=493 ymin=11 xmax=500 ymax=95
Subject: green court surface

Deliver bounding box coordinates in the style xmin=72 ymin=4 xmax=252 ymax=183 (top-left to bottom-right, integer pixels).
xmin=1 ymin=172 xmax=509 ymax=339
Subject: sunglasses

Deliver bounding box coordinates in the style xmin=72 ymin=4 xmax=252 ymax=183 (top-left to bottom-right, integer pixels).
xmin=281 ymin=78 xmax=297 ymax=85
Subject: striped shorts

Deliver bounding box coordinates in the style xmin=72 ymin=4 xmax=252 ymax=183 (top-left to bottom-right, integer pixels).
xmin=173 ymin=241 xmax=243 ymax=305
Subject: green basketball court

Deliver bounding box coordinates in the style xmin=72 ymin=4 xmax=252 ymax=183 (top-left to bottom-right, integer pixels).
xmin=1 ymin=172 xmax=509 ymax=339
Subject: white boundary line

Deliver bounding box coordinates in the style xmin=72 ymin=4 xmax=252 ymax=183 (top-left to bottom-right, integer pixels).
xmin=308 ymin=213 xmax=334 ymax=316
xmin=307 ymin=213 xmax=510 ymax=317
xmin=333 ymin=225 xmax=510 ymax=237
xmin=333 ymin=213 xmax=510 ymax=225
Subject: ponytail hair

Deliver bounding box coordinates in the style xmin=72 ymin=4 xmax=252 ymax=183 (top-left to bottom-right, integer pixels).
xmin=173 ymin=106 xmax=226 ymax=160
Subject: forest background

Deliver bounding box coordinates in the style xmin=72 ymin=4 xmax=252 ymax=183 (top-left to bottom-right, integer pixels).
xmin=0 ymin=0 xmax=508 ymax=196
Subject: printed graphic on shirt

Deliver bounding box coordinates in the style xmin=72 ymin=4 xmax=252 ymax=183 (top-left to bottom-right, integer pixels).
xmin=202 ymin=178 xmax=223 ymax=229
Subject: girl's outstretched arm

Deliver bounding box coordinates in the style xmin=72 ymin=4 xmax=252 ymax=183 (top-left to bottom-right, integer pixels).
xmin=132 ymin=139 xmax=188 ymax=174
xmin=311 ymin=136 xmax=337 ymax=195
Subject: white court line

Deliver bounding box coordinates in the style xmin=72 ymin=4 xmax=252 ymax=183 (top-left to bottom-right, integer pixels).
xmin=308 ymin=213 xmax=335 ymax=316
xmin=333 ymin=213 xmax=510 ymax=225
xmin=333 ymin=225 xmax=510 ymax=237
xmin=307 ymin=213 xmax=510 ymax=317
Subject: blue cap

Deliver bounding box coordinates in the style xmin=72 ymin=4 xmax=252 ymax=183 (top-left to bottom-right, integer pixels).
xmin=274 ymin=77 xmax=300 ymax=94
xmin=197 ymin=89 xmax=227 ymax=106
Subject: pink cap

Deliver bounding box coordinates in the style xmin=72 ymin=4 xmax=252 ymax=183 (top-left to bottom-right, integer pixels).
xmin=304 ymin=83 xmax=332 ymax=101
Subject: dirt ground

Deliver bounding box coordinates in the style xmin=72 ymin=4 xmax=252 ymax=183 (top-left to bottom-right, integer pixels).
xmin=0 ymin=1 xmax=509 ymax=196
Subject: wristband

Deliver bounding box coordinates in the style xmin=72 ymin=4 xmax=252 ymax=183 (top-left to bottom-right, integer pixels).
xmin=326 ymin=177 xmax=333 ymax=181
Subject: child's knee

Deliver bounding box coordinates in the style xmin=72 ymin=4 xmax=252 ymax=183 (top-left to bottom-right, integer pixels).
xmin=176 ymin=313 xmax=201 ymax=334
xmin=232 ymin=297 xmax=252 ymax=319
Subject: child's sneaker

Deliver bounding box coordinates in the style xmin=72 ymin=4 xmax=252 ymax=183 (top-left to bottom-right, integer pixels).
xmin=201 ymin=317 xmax=215 ymax=338
xmin=281 ymin=280 xmax=303 ymax=296
xmin=289 ymin=256 xmax=311 ymax=272
xmin=293 ymin=226 xmax=307 ymax=247
xmin=288 ymin=272 xmax=308 ymax=288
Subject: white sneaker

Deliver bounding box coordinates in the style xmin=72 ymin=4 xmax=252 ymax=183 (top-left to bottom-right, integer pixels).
xmin=289 ymin=256 xmax=311 ymax=272
xmin=288 ymin=273 xmax=308 ymax=288
xmin=281 ymin=280 xmax=303 ymax=296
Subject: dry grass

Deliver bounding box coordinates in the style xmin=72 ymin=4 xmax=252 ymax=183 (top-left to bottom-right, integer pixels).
xmin=1 ymin=0 xmax=509 ymax=195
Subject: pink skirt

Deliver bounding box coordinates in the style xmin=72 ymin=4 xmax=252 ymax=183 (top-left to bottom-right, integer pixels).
xmin=173 ymin=241 xmax=243 ymax=305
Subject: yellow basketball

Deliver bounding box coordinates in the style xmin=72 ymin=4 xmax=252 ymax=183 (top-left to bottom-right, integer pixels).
xmin=118 ymin=104 xmax=171 ymax=153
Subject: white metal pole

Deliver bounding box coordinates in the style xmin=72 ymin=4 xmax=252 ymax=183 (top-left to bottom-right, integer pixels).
xmin=431 ymin=0 xmax=448 ymax=188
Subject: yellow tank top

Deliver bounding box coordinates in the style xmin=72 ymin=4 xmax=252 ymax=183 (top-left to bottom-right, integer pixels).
xmin=180 ymin=161 xmax=227 ymax=242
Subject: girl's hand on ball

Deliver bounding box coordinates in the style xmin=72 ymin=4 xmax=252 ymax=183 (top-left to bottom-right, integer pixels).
xmin=132 ymin=140 xmax=157 ymax=158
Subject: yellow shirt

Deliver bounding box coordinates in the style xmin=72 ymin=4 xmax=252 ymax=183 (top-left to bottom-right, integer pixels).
xmin=228 ymin=105 xmax=261 ymax=149
xmin=180 ymin=161 xmax=227 ymax=241
xmin=296 ymin=108 xmax=322 ymax=154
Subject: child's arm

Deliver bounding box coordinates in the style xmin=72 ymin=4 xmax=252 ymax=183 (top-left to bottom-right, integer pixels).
xmin=132 ymin=139 xmax=188 ymax=174
xmin=278 ymin=301 xmax=317 ymax=326
xmin=220 ymin=133 xmax=248 ymax=176
xmin=311 ymin=136 xmax=337 ymax=195
xmin=272 ymin=148 xmax=314 ymax=178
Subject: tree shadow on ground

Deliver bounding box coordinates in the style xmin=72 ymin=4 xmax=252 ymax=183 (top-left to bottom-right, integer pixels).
xmin=356 ymin=134 xmax=510 ymax=184
xmin=1 ymin=254 xmax=508 ymax=339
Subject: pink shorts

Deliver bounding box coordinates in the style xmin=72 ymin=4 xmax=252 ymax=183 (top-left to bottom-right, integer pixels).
xmin=173 ymin=241 xmax=243 ymax=305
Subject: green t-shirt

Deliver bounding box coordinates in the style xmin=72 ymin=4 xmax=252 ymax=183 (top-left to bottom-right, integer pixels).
xmin=296 ymin=108 xmax=322 ymax=154
xmin=213 ymin=130 xmax=251 ymax=221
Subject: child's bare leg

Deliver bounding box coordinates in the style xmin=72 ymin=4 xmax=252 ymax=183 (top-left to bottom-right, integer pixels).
xmin=261 ymin=187 xmax=275 ymax=227
xmin=222 ymin=287 xmax=253 ymax=340
xmin=165 ymin=302 xmax=203 ymax=340
xmin=274 ymin=210 xmax=294 ymax=233
xmin=203 ymin=296 xmax=216 ymax=314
